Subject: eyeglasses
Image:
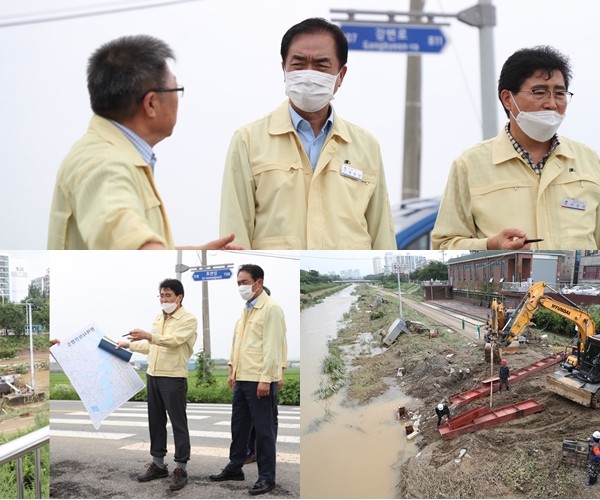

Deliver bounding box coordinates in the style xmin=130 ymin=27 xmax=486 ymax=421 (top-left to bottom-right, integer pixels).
xmin=514 ymin=88 xmax=573 ymax=104
xmin=138 ymin=86 xmax=184 ymax=102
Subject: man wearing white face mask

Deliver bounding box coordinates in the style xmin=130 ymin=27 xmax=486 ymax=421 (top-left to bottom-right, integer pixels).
xmin=433 ymin=45 xmax=600 ymax=250
xmin=210 ymin=264 xmax=286 ymax=495
xmin=219 ymin=17 xmax=396 ymax=250
xmin=117 ymin=278 xmax=198 ymax=491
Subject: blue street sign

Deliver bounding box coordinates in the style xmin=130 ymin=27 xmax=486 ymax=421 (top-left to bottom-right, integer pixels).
xmin=192 ymin=269 xmax=232 ymax=281
xmin=340 ymin=24 xmax=446 ymax=54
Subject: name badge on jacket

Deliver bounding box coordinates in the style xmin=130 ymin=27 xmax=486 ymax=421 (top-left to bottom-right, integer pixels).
xmin=561 ymin=198 xmax=586 ymax=211
xmin=341 ymin=164 xmax=363 ymax=181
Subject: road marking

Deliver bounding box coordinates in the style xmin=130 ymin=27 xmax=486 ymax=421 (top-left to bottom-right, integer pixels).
xmin=50 ymin=430 xmax=134 ymax=440
xmin=65 ymin=411 xmax=210 ymax=421
xmin=120 ymin=443 xmax=300 ymax=464
xmin=50 ymin=418 xmax=155 ymax=427
xmin=214 ymin=421 xmax=300 ymax=429
xmin=187 ymin=430 xmax=300 ymax=443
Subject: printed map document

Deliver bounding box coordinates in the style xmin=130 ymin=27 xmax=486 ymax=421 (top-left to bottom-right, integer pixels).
xmin=50 ymin=323 xmax=145 ymax=429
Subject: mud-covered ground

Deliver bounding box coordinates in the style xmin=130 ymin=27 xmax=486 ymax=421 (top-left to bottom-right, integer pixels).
xmin=0 ymin=348 xmax=49 ymax=438
xmin=334 ymin=285 xmax=598 ymax=499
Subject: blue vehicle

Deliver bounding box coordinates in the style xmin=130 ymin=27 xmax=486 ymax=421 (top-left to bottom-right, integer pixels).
xmin=393 ymin=197 xmax=440 ymax=250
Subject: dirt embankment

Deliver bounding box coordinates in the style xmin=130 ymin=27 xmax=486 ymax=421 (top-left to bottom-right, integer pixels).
xmin=336 ymin=285 xmax=598 ymax=499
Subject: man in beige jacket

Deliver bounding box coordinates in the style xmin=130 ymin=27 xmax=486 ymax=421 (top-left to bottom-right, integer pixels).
xmin=219 ymin=18 xmax=396 ymax=250
xmin=433 ymin=46 xmax=600 ymax=250
xmin=117 ymin=278 xmax=197 ymax=491
xmin=48 ymin=34 xmax=237 ymax=250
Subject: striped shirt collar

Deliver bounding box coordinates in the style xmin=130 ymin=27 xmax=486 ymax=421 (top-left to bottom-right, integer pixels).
xmin=504 ymin=122 xmax=560 ymax=176
xmin=110 ymin=120 xmax=157 ymax=172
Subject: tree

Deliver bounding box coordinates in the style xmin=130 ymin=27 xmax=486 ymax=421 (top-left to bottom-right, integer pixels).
xmin=0 ymin=302 xmax=26 ymax=334
xmin=195 ymin=351 xmax=216 ymax=387
xmin=411 ymin=261 xmax=448 ymax=282
xmin=20 ymin=284 xmax=50 ymax=332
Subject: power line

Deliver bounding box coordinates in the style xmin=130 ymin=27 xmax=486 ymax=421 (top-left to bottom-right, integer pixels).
xmin=0 ymin=0 xmax=206 ymax=28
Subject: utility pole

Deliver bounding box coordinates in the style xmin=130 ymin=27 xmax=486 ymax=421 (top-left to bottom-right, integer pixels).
xmin=394 ymin=263 xmax=404 ymax=319
xmin=402 ymin=0 xmax=424 ymax=201
xmin=175 ymin=255 xmax=234 ymax=382
xmin=331 ymin=2 xmax=497 ymax=201
xmin=25 ymin=300 xmax=35 ymax=391
xmin=458 ymin=0 xmax=497 ymax=139
xmin=201 ymin=250 xmax=211 ymax=371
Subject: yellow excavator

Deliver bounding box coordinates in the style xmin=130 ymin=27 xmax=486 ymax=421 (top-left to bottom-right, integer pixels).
xmin=490 ymin=281 xmax=600 ymax=408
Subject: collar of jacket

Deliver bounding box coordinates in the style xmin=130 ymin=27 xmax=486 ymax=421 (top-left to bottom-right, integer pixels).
xmin=163 ymin=305 xmax=186 ymax=320
xmin=492 ymin=126 xmax=576 ymax=167
xmin=268 ymin=100 xmax=352 ymax=144
xmin=250 ymin=290 xmax=270 ymax=311
xmin=89 ymin=114 xmax=153 ymax=170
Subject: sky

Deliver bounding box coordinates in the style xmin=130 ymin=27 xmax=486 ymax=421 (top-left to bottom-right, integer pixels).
xmin=2 ymin=0 xmax=600 ymax=248
xmin=300 ymin=249 xmax=467 ymax=275
xmin=0 ymin=250 xmax=50 ymax=302
xmin=50 ymin=250 xmax=300 ymax=361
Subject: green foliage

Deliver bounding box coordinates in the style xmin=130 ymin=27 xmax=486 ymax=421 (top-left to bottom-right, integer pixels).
xmin=534 ymin=303 xmax=600 ymax=337
xmin=51 ymin=367 xmax=301 ymax=406
xmin=369 ymin=310 xmax=385 ymax=321
xmin=0 ymin=346 xmax=16 ymax=359
xmin=195 ymin=351 xmax=216 ymax=387
xmin=314 ymin=343 xmax=345 ymax=400
xmin=300 ymin=269 xmax=339 ymax=285
xmin=0 ymin=303 xmax=26 ymax=334
xmin=410 ymin=261 xmax=448 ymax=281
xmin=278 ymin=375 xmax=300 ymax=406
xmin=0 ymin=415 xmax=50 ymax=499
xmin=50 ymin=384 xmax=79 ymax=400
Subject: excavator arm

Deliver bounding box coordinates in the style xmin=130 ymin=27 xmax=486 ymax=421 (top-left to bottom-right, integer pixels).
xmin=498 ymin=282 xmax=596 ymax=361
xmin=498 ymin=282 xmax=547 ymax=346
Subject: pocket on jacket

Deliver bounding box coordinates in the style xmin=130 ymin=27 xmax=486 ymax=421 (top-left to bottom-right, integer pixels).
xmin=321 ymin=164 xmax=378 ymax=214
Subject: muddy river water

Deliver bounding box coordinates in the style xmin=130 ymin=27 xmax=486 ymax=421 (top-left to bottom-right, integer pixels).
xmin=301 ymin=286 xmax=418 ymax=499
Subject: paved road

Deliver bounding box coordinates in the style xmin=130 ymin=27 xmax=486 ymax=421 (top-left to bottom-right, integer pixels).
xmin=50 ymin=400 xmax=300 ymax=499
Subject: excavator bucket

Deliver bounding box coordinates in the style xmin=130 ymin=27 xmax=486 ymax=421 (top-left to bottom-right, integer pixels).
xmin=546 ymin=370 xmax=600 ymax=408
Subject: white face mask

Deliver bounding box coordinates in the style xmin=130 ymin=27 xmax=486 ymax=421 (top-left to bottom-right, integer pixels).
xmin=285 ymin=69 xmax=339 ymax=112
xmin=510 ymin=93 xmax=565 ymax=142
xmin=161 ymin=301 xmax=177 ymax=314
xmin=238 ymin=284 xmax=255 ymax=301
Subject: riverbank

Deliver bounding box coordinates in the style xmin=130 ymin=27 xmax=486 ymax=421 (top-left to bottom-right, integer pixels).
xmin=328 ymin=284 xmax=596 ymax=499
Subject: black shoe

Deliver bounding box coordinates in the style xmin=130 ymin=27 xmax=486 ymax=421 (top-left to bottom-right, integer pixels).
xmin=170 ymin=467 xmax=188 ymax=491
xmin=137 ymin=462 xmax=169 ymax=482
xmin=209 ymin=468 xmax=245 ymax=482
xmin=249 ymin=479 xmax=275 ymax=495
xmin=244 ymin=453 xmax=257 ymax=464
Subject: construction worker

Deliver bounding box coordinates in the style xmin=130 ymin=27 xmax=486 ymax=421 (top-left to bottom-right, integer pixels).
xmin=589 ymin=431 xmax=600 ymax=486
xmin=498 ymin=359 xmax=510 ymax=392
xmin=435 ymin=403 xmax=451 ymax=428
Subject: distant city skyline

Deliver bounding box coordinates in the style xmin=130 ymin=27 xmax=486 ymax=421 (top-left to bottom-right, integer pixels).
xmin=0 ymin=250 xmax=50 ymax=302
xmin=300 ymin=251 xmax=468 ymax=277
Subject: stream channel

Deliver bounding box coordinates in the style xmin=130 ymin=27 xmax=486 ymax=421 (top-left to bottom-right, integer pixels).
xmin=301 ymin=285 xmax=418 ymax=498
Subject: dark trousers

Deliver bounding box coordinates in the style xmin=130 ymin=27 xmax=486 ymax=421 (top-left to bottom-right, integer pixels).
xmin=247 ymin=391 xmax=279 ymax=457
xmin=227 ymin=381 xmax=278 ymax=482
xmin=498 ymin=378 xmax=510 ymax=392
xmin=147 ymin=374 xmax=190 ymax=464
xmin=437 ymin=410 xmax=451 ymax=427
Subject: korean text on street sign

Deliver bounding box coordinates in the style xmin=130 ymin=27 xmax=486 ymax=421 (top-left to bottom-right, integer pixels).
xmin=341 ymin=24 xmax=446 ymax=54
xmin=192 ymin=269 xmax=232 ymax=281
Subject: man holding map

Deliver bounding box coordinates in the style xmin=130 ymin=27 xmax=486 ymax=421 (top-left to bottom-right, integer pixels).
xmin=117 ymin=278 xmax=197 ymax=492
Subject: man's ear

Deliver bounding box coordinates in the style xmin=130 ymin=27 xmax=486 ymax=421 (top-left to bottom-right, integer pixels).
xmin=141 ymin=91 xmax=159 ymax=118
